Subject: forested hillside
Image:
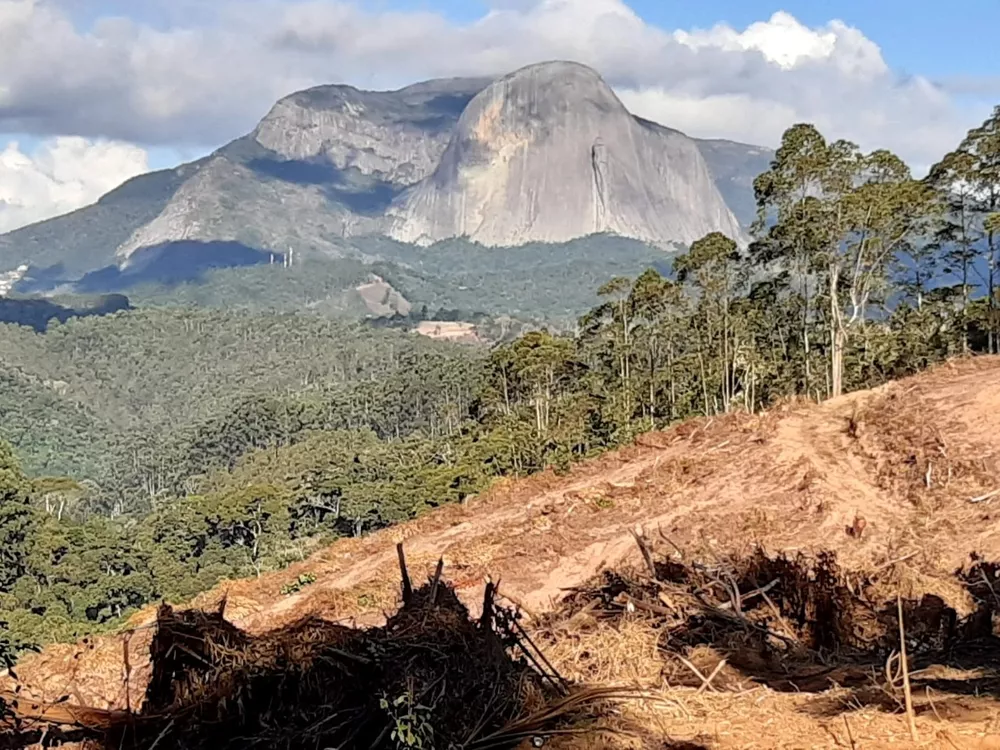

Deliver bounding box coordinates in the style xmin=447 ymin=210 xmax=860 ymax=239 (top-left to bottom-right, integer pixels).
xmin=1 ymin=114 xmax=999 ymax=666
xmin=0 ymin=309 xmax=482 ymax=487
xmin=118 ymin=234 xmax=676 ymax=329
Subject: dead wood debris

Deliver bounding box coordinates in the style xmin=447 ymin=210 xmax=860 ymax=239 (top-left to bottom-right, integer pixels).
xmin=0 ymin=551 xmax=626 ymax=750
xmin=540 ymin=541 xmax=1000 ymax=699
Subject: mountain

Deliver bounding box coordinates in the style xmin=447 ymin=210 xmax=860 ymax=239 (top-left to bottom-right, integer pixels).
xmin=0 ymin=163 xmax=201 ymax=282
xmin=252 ymin=76 xmax=493 ymax=185
xmin=0 ymin=62 xmax=772 ymax=293
xmin=388 ymin=62 xmax=742 ymax=247
xmin=692 ymin=137 xmax=774 ymax=227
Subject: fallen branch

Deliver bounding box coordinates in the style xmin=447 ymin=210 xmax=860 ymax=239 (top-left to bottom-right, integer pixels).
xmin=672 ymin=655 xmax=725 ymax=694
xmin=969 ymin=489 xmax=1000 ymax=504
xmin=621 ymin=593 xmax=673 ymax=618
xmin=629 ymin=528 xmax=657 ymax=577
xmin=655 ymin=525 xmax=686 ymax=561
xmin=505 ymin=614 xmax=571 ymax=694
xmin=872 ymin=551 xmax=920 ymax=575
xmin=429 ymin=557 xmax=444 ymax=605
xmin=497 ymin=591 xmax=539 ymax=621
xmin=843 ymin=715 xmax=857 ymax=750
xmin=716 ymin=579 xmax=779 ymax=610
xmin=693 ymin=591 xmax=798 ymax=646
xmin=897 ymin=593 xmax=919 ymax=743
xmin=696 ymin=659 xmax=728 ymax=695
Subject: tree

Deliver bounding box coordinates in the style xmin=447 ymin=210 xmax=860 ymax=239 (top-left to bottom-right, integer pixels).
xmin=752 ymin=123 xmax=835 ymax=397
xmin=840 ymin=150 xmax=936 ymax=381
xmin=927 ymin=148 xmax=980 ymax=351
xmin=753 ymin=124 xmax=930 ymax=397
xmin=627 ymin=269 xmax=686 ymax=424
xmin=585 ymin=277 xmax=635 ymax=422
xmin=674 ymin=232 xmax=742 ymax=412
xmin=489 ymin=331 xmax=578 ymax=439
xmin=0 ymin=442 xmax=37 ymax=593
xmin=956 ymin=106 xmax=1000 ymax=352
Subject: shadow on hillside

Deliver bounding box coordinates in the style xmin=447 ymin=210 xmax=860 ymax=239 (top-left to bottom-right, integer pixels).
xmin=248 ymin=157 xmax=401 ymax=215
xmin=75 ymin=241 xmax=281 ymax=293
xmin=0 ymin=294 xmax=131 ymax=332
xmin=548 ymin=545 xmax=1000 ymax=721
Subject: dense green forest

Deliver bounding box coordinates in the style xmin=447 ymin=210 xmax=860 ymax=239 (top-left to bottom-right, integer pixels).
xmin=124 ymin=235 xmax=674 ymax=328
xmin=2 ymin=113 xmax=1000 ymax=665
xmin=0 ymin=309 xmax=481 ymax=485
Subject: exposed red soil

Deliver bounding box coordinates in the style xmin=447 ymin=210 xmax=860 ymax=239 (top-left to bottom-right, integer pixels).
xmin=5 ymin=356 xmax=1000 ymax=748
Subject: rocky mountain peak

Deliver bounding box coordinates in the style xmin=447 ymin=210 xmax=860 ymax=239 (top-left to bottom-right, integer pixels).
xmin=389 ymin=61 xmax=744 ymax=248
xmin=0 ymin=61 xmax=769 ymax=290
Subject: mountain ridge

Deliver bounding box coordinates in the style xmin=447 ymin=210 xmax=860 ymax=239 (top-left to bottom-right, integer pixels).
xmin=0 ymin=62 xmax=774 ymax=293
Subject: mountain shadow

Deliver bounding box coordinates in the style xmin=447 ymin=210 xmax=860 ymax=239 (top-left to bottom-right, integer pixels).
xmin=76 ymin=241 xmax=282 ymax=293
xmin=0 ymin=294 xmax=131 ymax=332
xmin=247 ymin=156 xmax=401 ymax=215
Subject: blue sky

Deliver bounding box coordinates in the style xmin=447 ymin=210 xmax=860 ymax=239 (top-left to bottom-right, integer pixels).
xmin=631 ymin=0 xmax=997 ymax=79
xmin=2 ymin=0 xmax=998 ymax=232
xmin=381 ymin=0 xmax=999 ymax=79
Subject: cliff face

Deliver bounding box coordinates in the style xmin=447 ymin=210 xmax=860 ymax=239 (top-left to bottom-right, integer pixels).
xmin=693 ymin=138 xmax=775 ymax=228
xmin=113 ymin=154 xmax=370 ymax=265
xmin=252 ymin=78 xmax=490 ymax=186
xmin=0 ymin=62 xmax=766 ymax=290
xmin=389 ymin=62 xmax=743 ymax=248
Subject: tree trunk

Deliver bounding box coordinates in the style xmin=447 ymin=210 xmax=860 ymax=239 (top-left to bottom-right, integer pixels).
xmin=989 ymin=249 xmax=998 ymax=355
xmin=502 ymin=369 xmax=511 ymax=416
xmin=697 ymin=350 xmax=710 ymax=415
xmin=830 ymin=264 xmax=844 ymax=398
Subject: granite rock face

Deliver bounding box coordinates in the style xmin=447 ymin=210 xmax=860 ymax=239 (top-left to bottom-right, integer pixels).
xmin=113 ymin=154 xmax=372 ymax=265
xmin=389 ymin=62 xmax=743 ymax=248
xmin=693 ymin=138 xmax=775 ymax=228
xmin=0 ymin=62 xmax=766 ymax=288
xmin=252 ymin=78 xmax=490 ymax=186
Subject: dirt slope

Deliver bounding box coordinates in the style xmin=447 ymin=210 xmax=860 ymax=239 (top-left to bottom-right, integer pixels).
xmin=6 ymin=357 xmax=1000 ymax=730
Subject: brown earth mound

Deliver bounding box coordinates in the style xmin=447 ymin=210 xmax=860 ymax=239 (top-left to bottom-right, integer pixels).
xmin=4 ymin=356 xmax=1000 ymax=748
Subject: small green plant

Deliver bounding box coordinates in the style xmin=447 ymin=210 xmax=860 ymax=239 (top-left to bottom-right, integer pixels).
xmin=593 ymin=496 xmax=615 ymax=510
xmin=280 ymin=572 xmax=317 ymax=595
xmin=379 ymin=686 xmax=435 ymax=749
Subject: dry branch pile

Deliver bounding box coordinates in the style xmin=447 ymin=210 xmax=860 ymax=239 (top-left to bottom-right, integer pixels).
xmin=542 ymin=539 xmax=1000 ymax=698
xmin=1 ymin=549 xmax=625 ymax=750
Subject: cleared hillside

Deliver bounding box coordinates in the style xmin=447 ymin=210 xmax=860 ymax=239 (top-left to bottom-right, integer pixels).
xmin=5 ymin=357 xmax=1000 ymax=748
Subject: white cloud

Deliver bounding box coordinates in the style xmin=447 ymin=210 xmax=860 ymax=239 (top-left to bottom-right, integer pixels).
xmin=0 ymin=137 xmax=148 ymax=233
xmin=617 ymin=89 xmax=800 ymax=149
xmin=671 ymin=11 xmax=884 ymax=76
xmin=0 ymin=0 xmax=993 ymax=231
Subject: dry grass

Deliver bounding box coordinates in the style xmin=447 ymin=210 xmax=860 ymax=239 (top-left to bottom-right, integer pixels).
xmin=848 ymin=384 xmax=999 ymax=509
xmin=535 ymin=541 xmax=1000 ymax=750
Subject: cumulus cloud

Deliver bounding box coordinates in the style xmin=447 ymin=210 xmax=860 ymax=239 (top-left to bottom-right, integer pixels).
xmin=0 ymin=0 xmax=992 ymax=183
xmin=0 ymin=136 xmax=148 ymax=232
